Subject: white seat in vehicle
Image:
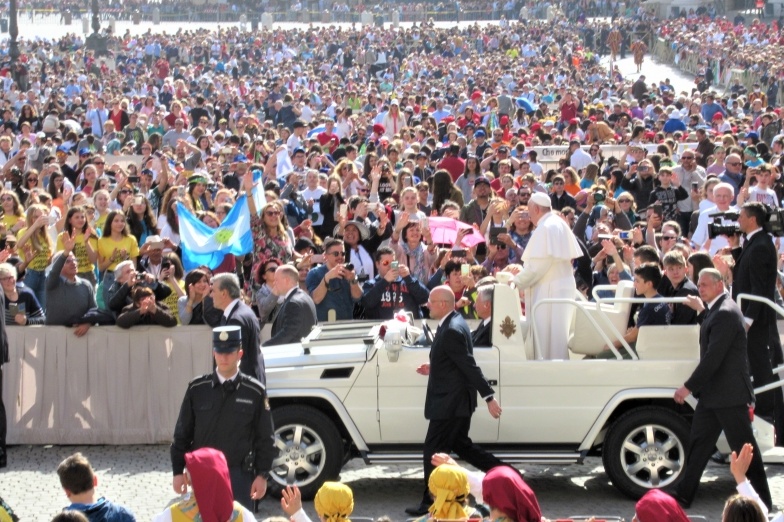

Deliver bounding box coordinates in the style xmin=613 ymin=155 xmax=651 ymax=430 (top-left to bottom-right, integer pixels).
xmin=568 ymin=281 xmax=634 ymax=356
xmin=635 ymin=324 xmax=700 ymax=360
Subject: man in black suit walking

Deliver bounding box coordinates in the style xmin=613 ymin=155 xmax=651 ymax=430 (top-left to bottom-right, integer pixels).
xmin=673 ymin=268 xmax=772 ymax=510
xmin=472 ymin=285 xmax=493 ymax=346
xmin=728 ymin=201 xmax=784 ymax=441
xmin=263 ymin=265 xmax=317 ymax=347
xmin=211 ymin=273 xmax=266 ymax=385
xmin=406 ymin=285 xmax=504 ymax=516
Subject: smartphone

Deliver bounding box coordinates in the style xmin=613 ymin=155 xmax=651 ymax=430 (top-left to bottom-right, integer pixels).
xmin=339 ymin=204 xmax=348 ymax=218
xmin=618 ymin=231 xmax=632 ymax=240
xmin=128 ymin=175 xmax=140 ymax=183
xmin=8 ymin=303 xmax=18 ymax=316
xmin=311 ymin=254 xmax=324 ymax=264
xmin=597 ymin=234 xmax=614 ymax=240
xmin=461 ymin=263 xmax=470 ymax=276
xmin=451 ymin=249 xmax=467 ymax=258
xmin=489 ymin=225 xmax=505 ymax=245
xmin=691 ymin=181 xmax=699 ymax=190
xmin=391 ymin=261 xmax=399 ymax=270
xmin=17 ymin=302 xmax=25 ymax=313
xmin=154 ymin=150 xmax=163 ymax=158
xmin=177 ymin=186 xmax=186 ymax=198
xmin=133 ymin=195 xmax=144 ymax=206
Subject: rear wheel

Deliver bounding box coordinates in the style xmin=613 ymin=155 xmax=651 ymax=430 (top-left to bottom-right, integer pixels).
xmin=268 ymin=405 xmax=344 ymax=499
xmin=603 ymin=407 xmax=690 ymax=499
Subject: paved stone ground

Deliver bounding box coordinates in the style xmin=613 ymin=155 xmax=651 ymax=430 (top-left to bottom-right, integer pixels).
xmin=1 ymin=444 xmax=783 ymax=521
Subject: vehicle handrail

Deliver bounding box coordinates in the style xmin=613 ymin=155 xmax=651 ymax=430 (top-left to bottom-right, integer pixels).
xmin=532 ymin=295 xmax=697 ymax=361
xmin=753 ymin=379 xmax=784 ymax=395
xmin=591 ymin=283 xmax=618 ymax=303
xmin=736 ymin=293 xmax=784 ymax=319
xmin=595 ymin=297 xmax=690 ymax=305
xmin=530 ymin=298 xmax=633 ymax=360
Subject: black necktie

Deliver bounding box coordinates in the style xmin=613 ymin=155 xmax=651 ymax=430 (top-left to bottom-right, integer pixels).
xmin=220 ymin=315 xmax=228 ymax=326
xmin=223 ymin=379 xmax=236 ymax=394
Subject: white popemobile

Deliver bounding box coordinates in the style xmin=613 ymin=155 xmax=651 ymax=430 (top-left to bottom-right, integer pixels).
xmin=262 ymin=279 xmax=784 ymax=499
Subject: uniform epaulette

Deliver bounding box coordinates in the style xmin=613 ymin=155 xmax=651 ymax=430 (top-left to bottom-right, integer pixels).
xmin=188 ymin=373 xmax=213 ymax=387
xmin=239 ymin=373 xmax=266 ymax=392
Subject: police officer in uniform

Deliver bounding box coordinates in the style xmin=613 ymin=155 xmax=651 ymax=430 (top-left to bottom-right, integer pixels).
xmin=171 ymin=326 xmax=276 ymax=510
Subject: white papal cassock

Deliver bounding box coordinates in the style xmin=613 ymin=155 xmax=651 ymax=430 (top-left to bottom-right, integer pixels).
xmin=513 ymin=210 xmax=581 ymax=360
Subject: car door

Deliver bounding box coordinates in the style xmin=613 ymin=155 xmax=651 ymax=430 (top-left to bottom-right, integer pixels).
xmin=375 ymin=333 xmax=501 ymax=443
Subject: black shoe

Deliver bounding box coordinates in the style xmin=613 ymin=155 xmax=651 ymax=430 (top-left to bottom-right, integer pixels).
xmin=404 ymin=504 xmax=429 ymax=517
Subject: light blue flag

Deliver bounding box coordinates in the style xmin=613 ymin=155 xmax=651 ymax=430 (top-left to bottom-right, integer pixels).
xmin=177 ymin=195 xmax=255 ymax=271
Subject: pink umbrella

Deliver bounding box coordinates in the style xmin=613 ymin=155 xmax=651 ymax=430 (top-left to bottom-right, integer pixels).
xmin=427 ymin=216 xmax=486 ymax=248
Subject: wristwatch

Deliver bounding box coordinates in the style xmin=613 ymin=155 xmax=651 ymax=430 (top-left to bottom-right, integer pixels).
xmin=349 ymin=278 xmax=358 ymax=285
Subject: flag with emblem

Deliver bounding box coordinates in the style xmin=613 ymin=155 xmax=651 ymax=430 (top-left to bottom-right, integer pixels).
xmin=177 ymin=190 xmax=261 ymax=271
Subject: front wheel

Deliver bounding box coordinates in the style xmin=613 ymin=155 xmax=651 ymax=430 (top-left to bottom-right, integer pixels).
xmin=268 ymin=405 xmax=345 ymax=499
xmin=603 ymin=407 xmax=691 ymax=499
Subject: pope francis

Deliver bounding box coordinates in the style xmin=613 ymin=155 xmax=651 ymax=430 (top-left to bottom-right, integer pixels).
xmin=512 ymin=192 xmax=581 ymax=359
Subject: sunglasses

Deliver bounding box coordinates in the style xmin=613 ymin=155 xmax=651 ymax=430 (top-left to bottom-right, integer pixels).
xmin=93 ymin=161 xmax=105 ymax=165
xmin=727 ymin=162 xmax=742 ymax=166
xmin=120 ymin=189 xmax=133 ymax=194
xmin=264 ymin=210 xmax=281 ymax=216
xmin=662 ymin=235 xmax=678 ymax=241
xmin=327 ymin=251 xmax=346 ymax=257
xmin=681 ymin=156 xmax=695 ymax=160
xmin=265 ymin=266 xmax=279 ymax=273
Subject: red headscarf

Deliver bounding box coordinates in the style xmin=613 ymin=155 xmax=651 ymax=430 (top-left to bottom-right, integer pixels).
xmin=482 ymin=466 xmax=542 ymax=522
xmin=185 ymin=448 xmax=234 ymax=522
xmin=635 ymin=490 xmax=689 ymax=522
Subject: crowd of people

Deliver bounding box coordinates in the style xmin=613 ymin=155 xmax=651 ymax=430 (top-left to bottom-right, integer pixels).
xmin=2 ymin=2 xmax=784 ymax=519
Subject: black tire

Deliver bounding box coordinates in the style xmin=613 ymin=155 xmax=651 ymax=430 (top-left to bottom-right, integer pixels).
xmin=268 ymin=405 xmax=345 ymax=500
xmin=602 ymin=406 xmax=690 ymax=500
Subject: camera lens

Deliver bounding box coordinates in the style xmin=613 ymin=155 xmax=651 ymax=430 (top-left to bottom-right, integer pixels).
xmin=344 ymin=263 xmax=354 ymax=271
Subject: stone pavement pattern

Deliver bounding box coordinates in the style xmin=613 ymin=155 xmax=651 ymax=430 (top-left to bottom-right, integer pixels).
xmin=1 ymin=445 xmax=783 ymax=520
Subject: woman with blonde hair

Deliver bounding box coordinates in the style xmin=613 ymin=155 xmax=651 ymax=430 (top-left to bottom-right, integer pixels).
xmin=336 ymin=158 xmax=363 ymax=197
xmin=17 ymin=204 xmax=54 ymax=309
xmin=580 ymin=162 xmax=600 ymax=189
xmin=0 ymin=191 xmax=25 ymax=234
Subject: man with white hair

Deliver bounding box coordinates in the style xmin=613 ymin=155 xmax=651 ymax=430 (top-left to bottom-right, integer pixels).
xmin=691 ymin=182 xmax=738 ymax=256
xmin=509 ymin=193 xmax=581 ymax=359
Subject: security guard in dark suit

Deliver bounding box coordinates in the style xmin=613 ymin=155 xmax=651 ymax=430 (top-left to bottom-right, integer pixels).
xmin=171 ymin=326 xmax=276 ymax=510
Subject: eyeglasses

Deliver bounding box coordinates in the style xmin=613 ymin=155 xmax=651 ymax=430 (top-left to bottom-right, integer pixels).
xmin=264 ymin=210 xmax=281 ymax=216
xmin=327 ymin=251 xmax=346 ymax=257
xmin=93 ymin=161 xmax=105 ymax=165
xmin=265 ymin=266 xmax=279 ymax=273
xmin=727 ymin=162 xmax=742 ymax=166
xmin=662 ymin=235 xmax=678 ymax=241
xmin=681 ymin=156 xmax=695 ymax=160
xmin=618 ymin=199 xmax=632 ymax=203
xmin=27 ymin=178 xmax=37 ymax=182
